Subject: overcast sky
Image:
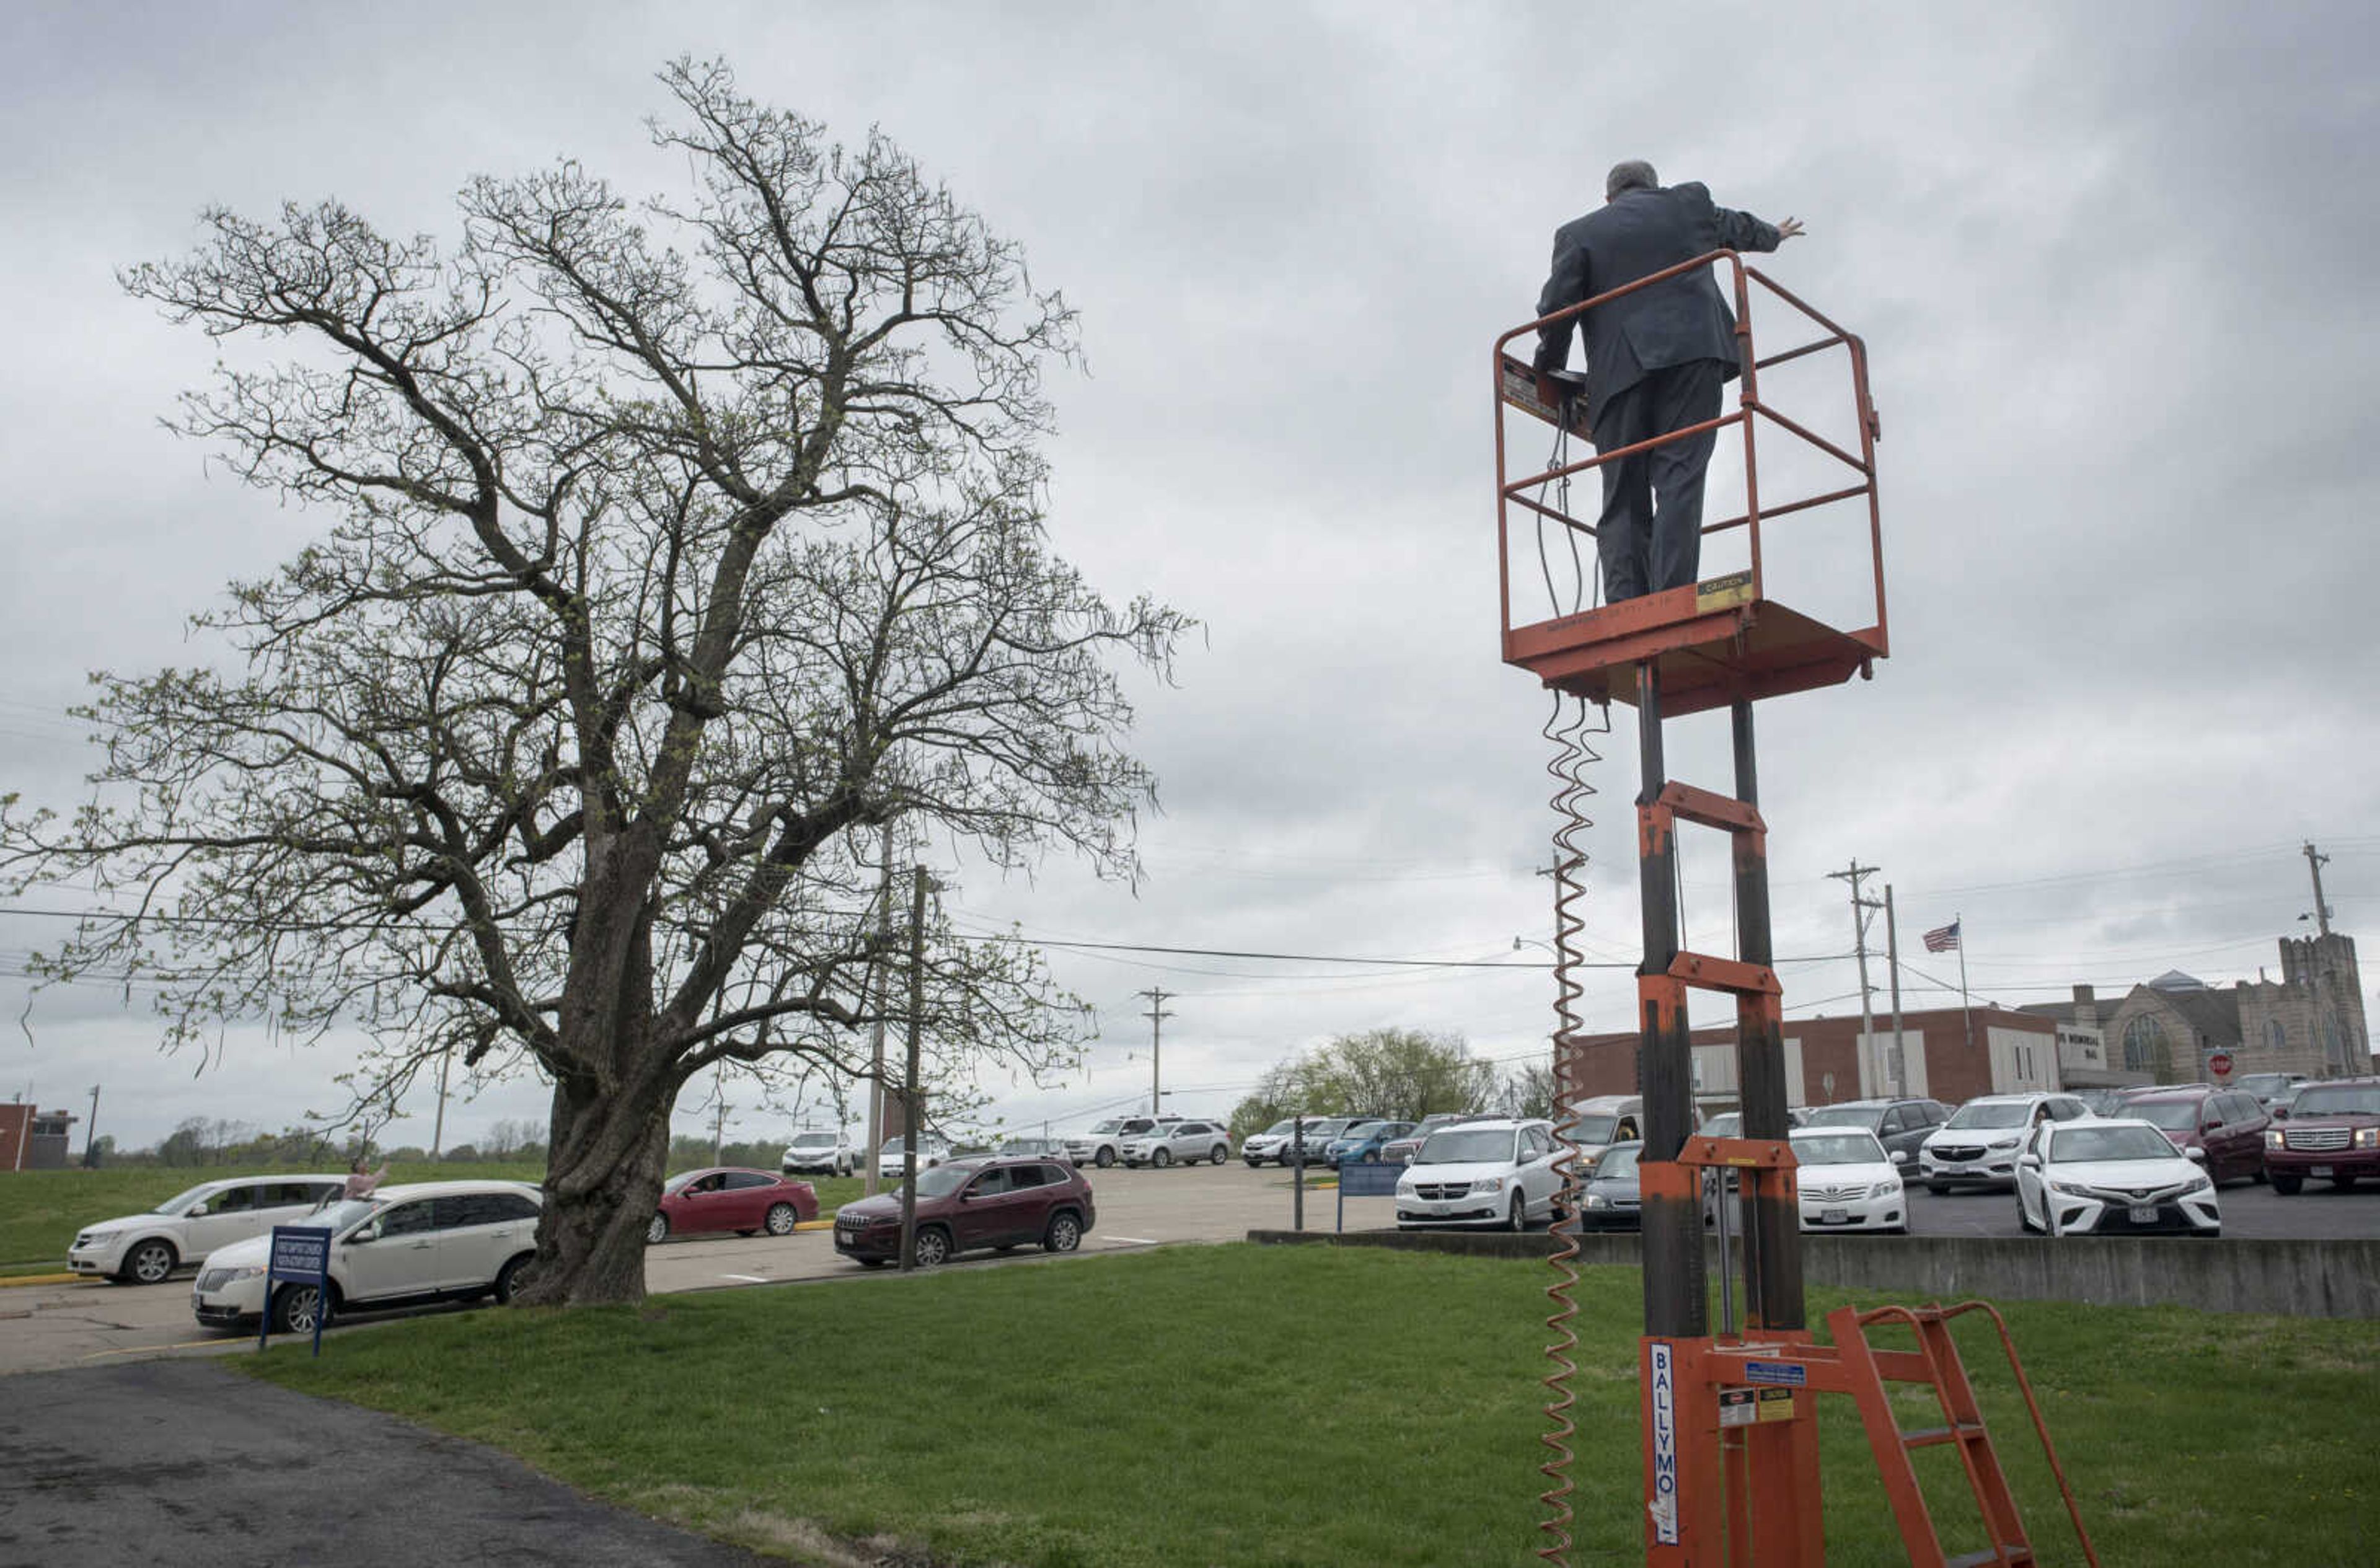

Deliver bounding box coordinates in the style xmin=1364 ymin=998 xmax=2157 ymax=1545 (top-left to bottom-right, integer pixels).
xmin=3 ymin=2 xmax=2375 ymax=1154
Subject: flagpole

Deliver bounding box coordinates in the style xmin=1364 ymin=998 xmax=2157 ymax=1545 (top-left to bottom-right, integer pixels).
xmin=1957 ymin=910 xmax=1973 ymax=1054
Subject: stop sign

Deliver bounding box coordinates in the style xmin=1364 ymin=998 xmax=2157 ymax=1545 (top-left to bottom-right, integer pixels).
xmin=2208 ymin=1050 xmax=2234 ymax=1078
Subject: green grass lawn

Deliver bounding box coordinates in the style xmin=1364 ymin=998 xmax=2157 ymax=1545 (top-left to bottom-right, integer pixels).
xmin=0 ymin=1161 xmax=863 ymax=1267
xmin=242 ymin=1246 xmax=2380 ymax=1567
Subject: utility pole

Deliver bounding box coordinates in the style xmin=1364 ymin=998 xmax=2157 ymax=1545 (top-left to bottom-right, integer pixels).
xmin=430 ymin=1046 xmax=451 ymax=1161
xmin=2303 ymin=841 xmax=2334 ymax=936
xmin=1883 ymin=886 xmax=1906 ymax=1098
xmin=863 ymin=831 xmax=896 ymax=1199
xmin=712 ymin=1077 xmax=728 ymax=1166
xmin=897 ymin=864 xmax=929 ymax=1274
xmin=2301 ymin=841 xmax=2345 ymax=1073
xmin=84 ymin=1084 xmax=100 ymax=1168
xmin=1137 ymin=987 xmax=1174 ymax=1114
xmin=1829 ymin=861 xmax=1884 ymax=1097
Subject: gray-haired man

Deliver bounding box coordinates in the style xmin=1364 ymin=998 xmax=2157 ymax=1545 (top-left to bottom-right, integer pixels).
xmin=1532 ymin=162 xmax=1803 ymax=603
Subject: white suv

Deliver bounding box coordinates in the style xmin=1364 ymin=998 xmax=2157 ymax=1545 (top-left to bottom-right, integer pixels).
xmin=69 ymin=1174 xmax=348 ymax=1285
xmin=782 ymin=1130 xmax=858 ymax=1176
xmin=876 ymin=1134 xmax=953 ymax=1180
xmin=1395 ymin=1119 xmax=1564 ymax=1231
xmin=1064 ymin=1115 xmax=1181 ymax=1169
xmin=190 ymin=1180 xmax=542 ymax=1334
xmin=1918 ymin=1093 xmax=2091 ymax=1192
xmin=1119 ymin=1119 xmax=1232 ymax=1168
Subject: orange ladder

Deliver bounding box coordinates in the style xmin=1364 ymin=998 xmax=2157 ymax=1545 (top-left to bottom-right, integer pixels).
xmin=1830 ymin=1302 xmax=2102 ymax=1568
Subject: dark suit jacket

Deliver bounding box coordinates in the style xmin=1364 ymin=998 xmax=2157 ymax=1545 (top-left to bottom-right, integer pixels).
xmin=1532 ymin=183 xmax=1783 ymax=422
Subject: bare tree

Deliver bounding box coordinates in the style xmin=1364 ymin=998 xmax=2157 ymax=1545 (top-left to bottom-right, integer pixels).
xmin=0 ymin=59 xmax=1188 ymax=1306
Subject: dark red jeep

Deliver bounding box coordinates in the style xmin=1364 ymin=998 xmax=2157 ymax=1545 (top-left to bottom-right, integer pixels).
xmin=2265 ymin=1077 xmax=2380 ymax=1194
xmin=832 ymin=1155 xmax=1095 ymax=1267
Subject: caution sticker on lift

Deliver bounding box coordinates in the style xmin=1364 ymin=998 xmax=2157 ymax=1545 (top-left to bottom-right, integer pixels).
xmin=1718 ymin=1386 xmax=1800 ymax=1428
xmin=1695 ymin=570 xmax=1754 ymax=610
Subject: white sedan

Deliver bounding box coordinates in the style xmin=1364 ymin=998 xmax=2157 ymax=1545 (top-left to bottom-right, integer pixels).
xmin=1395 ymin=1118 xmax=1563 ymax=1231
xmin=2014 ymin=1119 xmax=2221 ymax=1237
xmin=1787 ymin=1127 xmax=1906 ymax=1233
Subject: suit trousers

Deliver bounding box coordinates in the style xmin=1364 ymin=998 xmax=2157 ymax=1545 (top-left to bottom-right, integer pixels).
xmin=1590 ymin=359 xmax=1726 ymax=602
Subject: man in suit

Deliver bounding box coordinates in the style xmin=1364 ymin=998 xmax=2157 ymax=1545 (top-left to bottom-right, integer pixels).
xmin=1532 ymin=162 xmax=1803 ymax=603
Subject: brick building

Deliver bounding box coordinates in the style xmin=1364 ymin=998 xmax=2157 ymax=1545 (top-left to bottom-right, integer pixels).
xmin=1560 ymin=1004 xmax=2060 ymax=1115
xmin=0 ymin=1104 xmax=79 ymax=1171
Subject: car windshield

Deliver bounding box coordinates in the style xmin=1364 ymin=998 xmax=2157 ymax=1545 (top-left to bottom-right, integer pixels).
xmin=1944 ymin=1101 xmax=2030 ymax=1129
xmin=1088 ymin=1119 xmax=1122 ymax=1135
xmin=152 ymin=1183 xmax=223 ymax=1217
xmin=662 ymin=1170 xmax=704 ymax=1193
xmin=790 ymin=1133 xmax=836 ymax=1147
xmin=881 ymin=1137 xmax=910 ymax=1155
xmin=1339 ymin=1121 xmax=1385 ymax=1139
xmin=1594 ymin=1145 xmax=1641 ymax=1178
xmin=1803 ymin=1106 xmax=1881 ymax=1130
xmin=307 ymin=1198 xmax=383 ymax=1236
xmin=1699 ymin=1114 xmax=1742 ymax=1137
xmin=2294 ymin=1085 xmax=2380 ymax=1116
xmin=1262 ymin=1119 xmax=1298 ymax=1137
xmin=2053 ymin=1125 xmax=2183 ymax=1163
xmin=1794 ymin=1132 xmax=1887 ymax=1166
xmin=911 ymin=1165 xmax=971 ymax=1198
xmin=1571 ymin=1114 xmax=1618 ymax=1144
xmin=2127 ymin=1099 xmax=2202 ymax=1131
xmin=1418 ymin=1128 xmax=1515 ymax=1165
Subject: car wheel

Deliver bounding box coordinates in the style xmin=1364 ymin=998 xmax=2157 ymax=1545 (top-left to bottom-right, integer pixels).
xmin=1153 ymin=1148 xmax=1172 ymax=1169
xmin=1044 ymin=1211 xmax=1083 ymax=1253
xmin=121 ymin=1238 xmax=178 ymax=1285
xmin=1507 ymin=1194 xmax=1527 ymax=1233
xmin=2332 ymin=1175 xmax=2357 ymax=1191
xmin=765 ymin=1203 xmax=800 ymax=1236
xmin=494 ymin=1254 xmax=531 ymax=1304
xmin=1095 ymin=1147 xmax=1116 ymax=1168
xmin=1927 ymin=1181 xmax=1949 ymax=1196
xmin=911 ymin=1225 xmax=953 ymax=1267
xmin=1210 ymin=1143 xmax=1230 ymax=1165
xmin=2017 ymin=1197 xmax=2040 ymax=1234
xmin=856 ymin=1257 xmax=887 ymax=1269
xmin=646 ymin=1213 xmax=670 ymax=1245
xmin=1361 ymin=1149 xmax=1380 ymax=1164
xmin=271 ymin=1280 xmax=329 ymax=1336
xmin=736 ymin=1229 xmax=758 ymax=1238
xmin=2273 ymin=1174 xmax=2303 ymax=1196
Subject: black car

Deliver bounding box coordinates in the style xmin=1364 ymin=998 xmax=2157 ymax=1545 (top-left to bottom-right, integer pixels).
xmin=1797 ymin=1098 xmax=1949 ymax=1164
xmin=1579 ymin=1141 xmax=1643 ymax=1230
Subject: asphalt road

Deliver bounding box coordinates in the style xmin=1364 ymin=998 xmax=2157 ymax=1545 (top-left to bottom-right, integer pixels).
xmin=2 ymin=1160 xmax=2371 ymax=1378
xmin=0 ymin=1359 xmax=772 ymax=1568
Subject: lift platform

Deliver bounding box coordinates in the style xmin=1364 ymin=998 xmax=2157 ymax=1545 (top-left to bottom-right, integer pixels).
xmin=1501 ymin=252 xmax=2099 ymax=1568
xmin=1493 ymin=252 xmax=1888 ymax=717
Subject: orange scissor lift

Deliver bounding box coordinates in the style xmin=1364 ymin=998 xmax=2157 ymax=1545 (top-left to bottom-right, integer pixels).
xmin=1496 ymin=252 xmax=2102 ymax=1568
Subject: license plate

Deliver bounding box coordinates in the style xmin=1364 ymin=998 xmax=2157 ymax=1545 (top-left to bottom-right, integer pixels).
xmin=1820 ymin=1208 xmax=1849 ymax=1225
xmin=2128 ymin=1205 xmax=2157 ymax=1224
xmin=2310 ymin=1166 xmax=2333 ymax=1178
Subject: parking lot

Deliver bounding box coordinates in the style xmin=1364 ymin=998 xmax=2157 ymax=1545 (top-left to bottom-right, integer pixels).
xmin=3 ymin=1159 xmax=2370 ymax=1377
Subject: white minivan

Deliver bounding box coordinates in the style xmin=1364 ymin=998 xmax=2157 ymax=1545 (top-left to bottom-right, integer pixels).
xmin=1395 ymin=1118 xmax=1564 ymax=1231
xmin=69 ymin=1174 xmax=349 ymax=1285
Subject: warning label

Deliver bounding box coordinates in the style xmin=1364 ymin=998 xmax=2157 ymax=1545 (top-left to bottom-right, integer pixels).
xmin=1719 ymin=1386 xmax=1800 ymax=1427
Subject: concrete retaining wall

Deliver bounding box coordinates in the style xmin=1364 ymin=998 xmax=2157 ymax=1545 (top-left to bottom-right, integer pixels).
xmin=1245 ymin=1228 xmax=2380 ymax=1318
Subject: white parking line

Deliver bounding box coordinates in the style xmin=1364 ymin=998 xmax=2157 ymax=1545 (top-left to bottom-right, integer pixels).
xmin=1102 ymin=1236 xmax=1160 ymax=1246
xmin=720 ymin=1272 xmax=771 ymax=1283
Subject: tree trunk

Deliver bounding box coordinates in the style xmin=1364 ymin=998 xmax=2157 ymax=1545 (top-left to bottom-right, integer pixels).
xmin=513 ymin=1072 xmax=671 ymax=1308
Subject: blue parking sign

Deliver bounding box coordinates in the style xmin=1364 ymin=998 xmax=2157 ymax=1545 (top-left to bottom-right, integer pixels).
xmin=260 ymin=1225 xmax=333 ymax=1357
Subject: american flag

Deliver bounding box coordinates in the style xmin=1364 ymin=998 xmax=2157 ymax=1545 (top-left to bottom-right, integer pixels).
xmin=1923 ymin=920 xmax=1960 ymax=953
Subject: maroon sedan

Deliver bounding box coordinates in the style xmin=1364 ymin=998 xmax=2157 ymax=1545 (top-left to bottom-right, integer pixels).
xmin=832 ymin=1155 xmax=1095 ymax=1268
xmin=648 ymin=1167 xmax=818 ymax=1244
